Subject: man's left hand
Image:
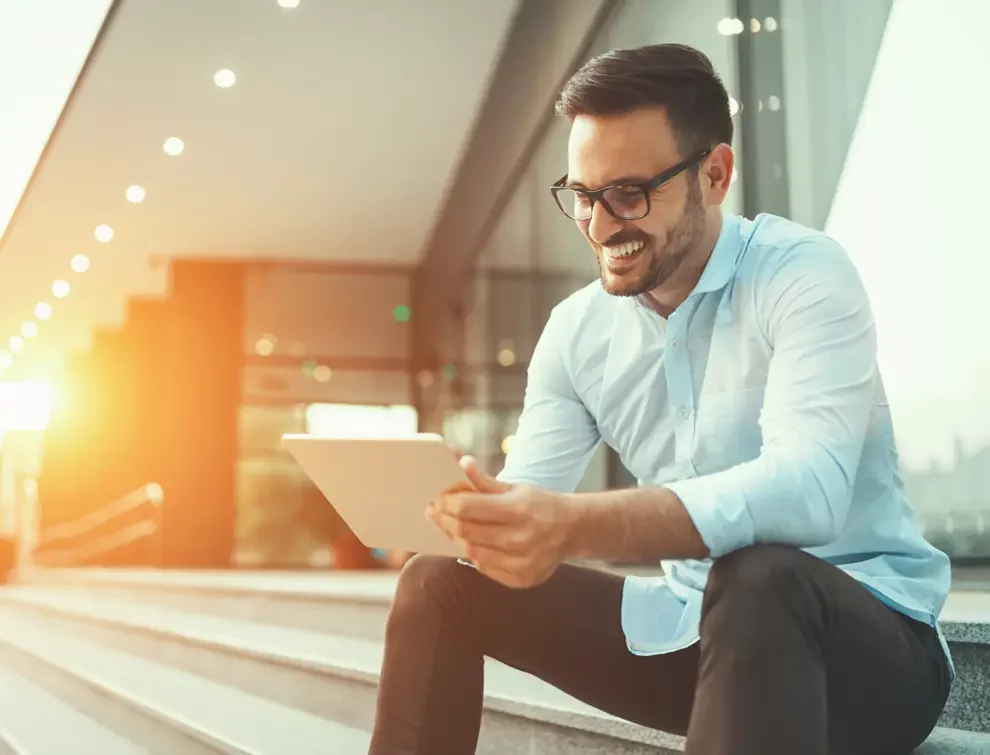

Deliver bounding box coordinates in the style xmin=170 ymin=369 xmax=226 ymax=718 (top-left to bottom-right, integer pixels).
xmin=427 ymin=457 xmax=577 ymax=589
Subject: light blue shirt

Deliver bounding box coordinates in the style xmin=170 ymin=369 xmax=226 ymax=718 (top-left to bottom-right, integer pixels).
xmin=498 ymin=213 xmax=953 ymax=674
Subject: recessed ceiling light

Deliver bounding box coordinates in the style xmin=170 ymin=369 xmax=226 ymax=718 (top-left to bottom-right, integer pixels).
xmin=277 ymin=0 xmax=300 ymax=8
xmin=71 ymin=254 xmax=91 ymax=273
xmin=0 ymin=351 xmax=13 ymax=369
xmin=9 ymin=336 xmax=24 ymax=353
xmin=52 ymin=280 xmax=71 ymax=298
xmin=126 ymin=185 xmax=146 ymax=203
xmin=20 ymin=322 xmax=38 ymax=339
xmin=214 ymin=69 xmax=237 ymax=88
xmin=35 ymin=302 xmax=52 ymax=320
xmin=163 ymin=137 xmax=185 ymax=156
xmin=95 ymin=224 xmax=114 ymax=243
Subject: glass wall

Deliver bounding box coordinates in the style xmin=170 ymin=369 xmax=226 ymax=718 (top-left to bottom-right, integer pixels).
xmin=234 ymin=263 xmax=417 ymax=566
xmin=742 ymin=0 xmax=990 ymax=562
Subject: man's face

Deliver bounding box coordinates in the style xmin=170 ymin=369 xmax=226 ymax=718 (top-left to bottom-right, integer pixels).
xmin=566 ymin=108 xmax=709 ymax=297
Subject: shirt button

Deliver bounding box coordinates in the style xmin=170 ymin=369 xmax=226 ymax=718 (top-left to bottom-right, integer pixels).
xmin=670 ymin=339 xmax=679 ymax=349
xmin=679 ymin=407 xmax=690 ymax=419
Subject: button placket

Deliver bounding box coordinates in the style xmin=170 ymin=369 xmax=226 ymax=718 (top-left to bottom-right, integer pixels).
xmin=665 ymin=329 xmax=695 ymax=464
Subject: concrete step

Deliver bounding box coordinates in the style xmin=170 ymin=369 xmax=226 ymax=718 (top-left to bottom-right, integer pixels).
xmin=0 ymin=602 xmax=372 ymax=753
xmin=17 ymin=567 xmax=990 ymax=733
xmin=1 ymin=586 xmax=986 ymax=755
xmin=0 ymin=663 xmax=145 ymax=755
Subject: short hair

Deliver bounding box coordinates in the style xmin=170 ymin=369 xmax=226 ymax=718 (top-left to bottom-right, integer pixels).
xmin=555 ymin=44 xmax=733 ymax=158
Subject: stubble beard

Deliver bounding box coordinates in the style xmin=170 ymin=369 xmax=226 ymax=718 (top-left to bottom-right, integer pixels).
xmin=598 ymin=180 xmax=707 ymax=298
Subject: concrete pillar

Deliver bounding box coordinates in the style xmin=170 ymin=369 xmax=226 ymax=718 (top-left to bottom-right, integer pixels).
xmin=159 ymin=261 xmax=243 ymax=568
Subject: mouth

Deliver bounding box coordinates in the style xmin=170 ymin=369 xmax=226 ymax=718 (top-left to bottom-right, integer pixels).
xmin=602 ymin=239 xmax=646 ymax=270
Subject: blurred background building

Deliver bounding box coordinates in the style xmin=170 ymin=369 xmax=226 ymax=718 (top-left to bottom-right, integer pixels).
xmin=0 ymin=0 xmax=987 ymax=573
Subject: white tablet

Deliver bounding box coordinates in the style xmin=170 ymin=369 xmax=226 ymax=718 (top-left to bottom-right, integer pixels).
xmin=281 ymin=433 xmax=467 ymax=558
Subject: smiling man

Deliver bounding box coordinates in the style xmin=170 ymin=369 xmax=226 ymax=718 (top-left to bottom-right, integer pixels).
xmin=368 ymin=44 xmax=953 ymax=755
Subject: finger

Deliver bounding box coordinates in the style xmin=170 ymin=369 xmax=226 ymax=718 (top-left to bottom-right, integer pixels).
xmin=441 ymin=480 xmax=475 ymax=496
xmin=460 ymin=455 xmax=510 ymax=494
xmin=437 ymin=514 xmax=527 ymax=552
xmin=438 ymin=492 xmax=524 ymax=524
xmin=463 ymin=541 xmax=532 ymax=573
xmin=446 ymin=444 xmax=465 ymax=461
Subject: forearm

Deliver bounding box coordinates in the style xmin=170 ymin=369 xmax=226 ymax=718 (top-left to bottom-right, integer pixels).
xmin=563 ymin=486 xmax=710 ymax=562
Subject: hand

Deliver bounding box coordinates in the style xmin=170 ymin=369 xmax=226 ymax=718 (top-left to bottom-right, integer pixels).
xmin=427 ymin=455 xmax=577 ymax=589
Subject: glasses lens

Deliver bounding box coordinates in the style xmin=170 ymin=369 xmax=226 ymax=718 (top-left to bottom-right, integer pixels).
xmin=555 ymin=189 xmax=592 ymax=220
xmin=601 ymin=186 xmax=649 ymax=220
xmin=554 ymin=186 xmax=649 ymax=221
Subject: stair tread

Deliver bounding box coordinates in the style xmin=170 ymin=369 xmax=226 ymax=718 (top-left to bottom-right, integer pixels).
xmin=0 ymin=604 xmax=371 ymax=753
xmin=19 ymin=567 xmax=990 ymax=631
xmin=0 ymin=663 xmax=144 ymax=755
xmin=4 ymin=586 xmax=640 ymax=717
xmin=5 ymin=586 xmax=988 ymax=754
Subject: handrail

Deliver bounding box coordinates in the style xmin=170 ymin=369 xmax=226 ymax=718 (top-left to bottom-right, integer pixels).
xmin=36 ymin=520 xmax=159 ymax=569
xmin=34 ymin=483 xmax=164 ymax=567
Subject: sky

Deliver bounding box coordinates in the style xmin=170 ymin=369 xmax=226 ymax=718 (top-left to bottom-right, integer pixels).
xmin=0 ymin=0 xmax=113 ymax=242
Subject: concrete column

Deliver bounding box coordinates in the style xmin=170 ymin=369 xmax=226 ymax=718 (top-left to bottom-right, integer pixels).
xmin=159 ymin=261 xmax=243 ymax=568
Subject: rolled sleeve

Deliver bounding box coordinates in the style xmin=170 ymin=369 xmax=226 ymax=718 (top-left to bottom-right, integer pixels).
xmin=668 ymin=238 xmax=877 ymax=557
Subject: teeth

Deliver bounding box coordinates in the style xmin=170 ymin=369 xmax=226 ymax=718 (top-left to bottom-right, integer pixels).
xmin=604 ymin=240 xmax=645 ymax=258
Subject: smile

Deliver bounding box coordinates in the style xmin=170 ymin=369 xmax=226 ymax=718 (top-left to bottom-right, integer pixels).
xmin=603 ymin=239 xmax=645 ymax=261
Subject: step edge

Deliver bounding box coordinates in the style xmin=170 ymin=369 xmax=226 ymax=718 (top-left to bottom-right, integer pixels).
xmin=1 ymin=594 xmax=684 ymax=749
xmin=0 ymin=625 xmax=261 ymax=755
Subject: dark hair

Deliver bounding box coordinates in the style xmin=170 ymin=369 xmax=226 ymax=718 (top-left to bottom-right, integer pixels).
xmin=555 ymin=44 xmax=733 ymax=158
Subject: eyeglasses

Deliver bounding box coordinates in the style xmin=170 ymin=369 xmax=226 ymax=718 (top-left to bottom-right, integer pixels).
xmin=550 ymin=148 xmax=712 ymax=221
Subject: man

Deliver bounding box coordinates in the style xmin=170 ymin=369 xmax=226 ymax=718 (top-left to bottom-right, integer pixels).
xmin=368 ymin=44 xmax=952 ymax=755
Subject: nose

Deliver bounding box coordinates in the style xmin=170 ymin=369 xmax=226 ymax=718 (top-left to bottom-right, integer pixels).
xmin=586 ymin=200 xmax=624 ymax=245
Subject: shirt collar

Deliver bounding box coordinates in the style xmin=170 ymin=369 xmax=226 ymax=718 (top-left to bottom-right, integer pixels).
xmin=632 ymin=213 xmax=743 ymax=313
xmin=691 ymin=213 xmax=742 ymax=296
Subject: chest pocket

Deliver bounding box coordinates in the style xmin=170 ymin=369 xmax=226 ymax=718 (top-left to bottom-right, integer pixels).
xmin=693 ymin=386 xmax=765 ymax=475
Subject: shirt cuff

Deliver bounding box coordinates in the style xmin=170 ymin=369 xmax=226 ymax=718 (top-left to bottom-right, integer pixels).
xmin=665 ymin=473 xmax=756 ymax=558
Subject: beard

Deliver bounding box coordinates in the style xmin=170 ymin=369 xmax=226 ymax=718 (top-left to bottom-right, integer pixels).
xmin=597 ymin=179 xmax=707 ymax=298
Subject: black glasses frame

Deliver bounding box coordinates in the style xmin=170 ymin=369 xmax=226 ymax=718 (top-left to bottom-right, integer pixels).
xmin=550 ymin=148 xmax=713 ymax=221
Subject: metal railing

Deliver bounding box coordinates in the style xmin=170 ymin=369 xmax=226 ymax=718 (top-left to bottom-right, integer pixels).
xmin=33 ymin=483 xmax=164 ymax=568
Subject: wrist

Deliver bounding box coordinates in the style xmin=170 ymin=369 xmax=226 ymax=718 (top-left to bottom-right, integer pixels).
xmin=557 ymin=493 xmax=588 ymax=560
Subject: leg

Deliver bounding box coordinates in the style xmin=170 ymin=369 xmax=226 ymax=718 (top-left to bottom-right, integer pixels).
xmin=369 ymin=555 xmax=699 ymax=755
xmin=687 ymin=544 xmax=952 ymax=755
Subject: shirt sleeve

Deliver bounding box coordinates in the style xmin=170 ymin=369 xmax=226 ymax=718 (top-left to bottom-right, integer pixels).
xmin=666 ymin=237 xmax=878 ymax=557
xmin=497 ymin=306 xmax=602 ymax=493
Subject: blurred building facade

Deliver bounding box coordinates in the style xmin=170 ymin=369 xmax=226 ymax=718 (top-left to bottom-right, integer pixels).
xmin=4 ymin=0 xmax=987 ymax=568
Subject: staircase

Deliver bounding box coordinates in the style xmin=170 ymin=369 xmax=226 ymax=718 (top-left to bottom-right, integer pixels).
xmin=0 ymin=567 xmax=986 ymax=754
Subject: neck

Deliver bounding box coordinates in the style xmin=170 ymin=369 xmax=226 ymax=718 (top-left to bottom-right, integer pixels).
xmin=646 ymin=211 xmax=723 ymax=317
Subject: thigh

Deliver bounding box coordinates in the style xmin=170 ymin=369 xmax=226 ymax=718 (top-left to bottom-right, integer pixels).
xmin=455 ymin=560 xmax=699 ymax=735
xmin=804 ymin=561 xmax=952 ymax=754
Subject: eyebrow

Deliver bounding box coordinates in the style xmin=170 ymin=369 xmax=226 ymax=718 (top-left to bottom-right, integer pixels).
xmin=566 ymin=175 xmax=652 ymax=190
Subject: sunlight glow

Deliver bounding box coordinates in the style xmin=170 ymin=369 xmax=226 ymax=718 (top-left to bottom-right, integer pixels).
xmin=0 ymin=381 xmax=53 ymax=431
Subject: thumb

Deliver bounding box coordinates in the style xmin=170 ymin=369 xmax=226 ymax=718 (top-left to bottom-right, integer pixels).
xmin=460 ymin=455 xmax=510 ymax=493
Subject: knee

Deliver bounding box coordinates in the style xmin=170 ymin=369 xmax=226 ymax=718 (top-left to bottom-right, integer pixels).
xmin=702 ymin=544 xmax=812 ymax=624
xmin=388 ymin=554 xmax=464 ymax=622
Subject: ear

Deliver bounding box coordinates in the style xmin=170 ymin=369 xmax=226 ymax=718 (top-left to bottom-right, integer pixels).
xmin=702 ymin=143 xmax=735 ymax=205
